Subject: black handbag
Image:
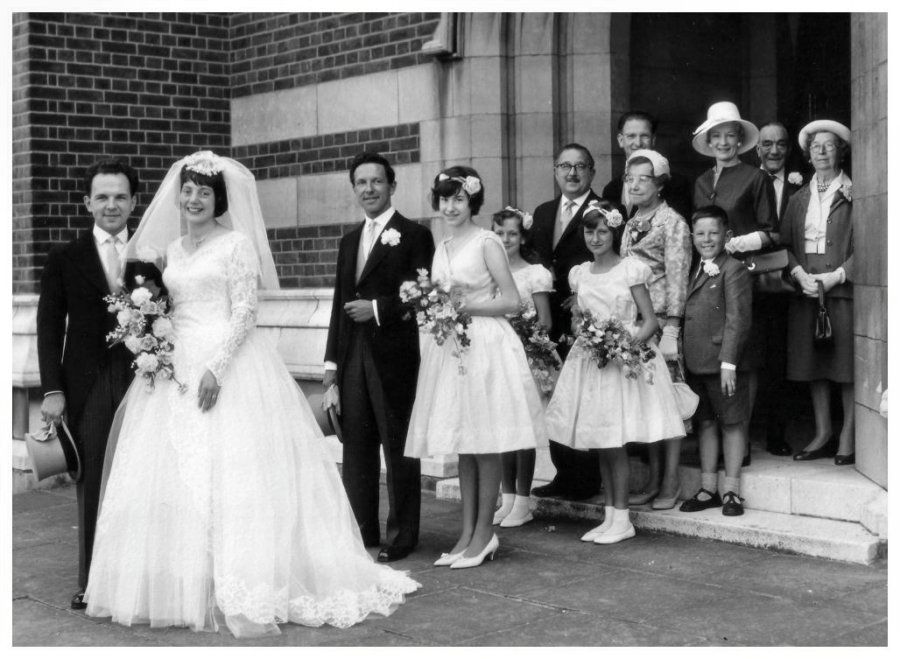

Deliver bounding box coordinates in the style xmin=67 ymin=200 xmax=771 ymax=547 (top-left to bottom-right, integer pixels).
xmin=814 ymin=280 xmax=834 ymax=350
xmin=742 ymin=249 xmax=795 ymax=295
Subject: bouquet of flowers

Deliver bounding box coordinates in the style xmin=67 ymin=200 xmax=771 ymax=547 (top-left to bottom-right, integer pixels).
xmin=566 ymin=310 xmax=656 ymax=384
xmin=507 ymin=303 xmax=561 ymax=395
xmin=104 ymin=275 xmax=187 ymax=393
xmin=399 ymin=268 xmax=472 ymax=373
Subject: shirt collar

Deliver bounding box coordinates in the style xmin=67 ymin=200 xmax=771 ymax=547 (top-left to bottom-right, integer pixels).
xmin=561 ymin=190 xmax=591 ymax=212
xmin=93 ymin=224 xmax=128 ymax=245
xmin=364 ymin=206 xmax=394 ymax=228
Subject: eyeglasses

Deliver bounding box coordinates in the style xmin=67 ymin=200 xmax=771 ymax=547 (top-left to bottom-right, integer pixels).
xmin=554 ymin=162 xmax=590 ymax=173
xmin=809 ymin=142 xmax=838 ymax=154
xmin=759 ymin=140 xmax=789 ymax=149
xmin=623 ymin=174 xmax=654 ymax=185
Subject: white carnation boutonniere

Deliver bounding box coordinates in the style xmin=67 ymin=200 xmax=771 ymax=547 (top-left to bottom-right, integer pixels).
xmin=839 ymin=183 xmax=852 ymax=202
xmin=702 ymin=261 xmax=720 ymax=277
xmin=788 ymin=172 xmax=803 ymax=186
xmin=380 ymin=228 xmax=401 ymax=247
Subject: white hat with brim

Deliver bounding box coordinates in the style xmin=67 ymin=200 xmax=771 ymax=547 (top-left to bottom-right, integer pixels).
xmin=626 ymin=149 xmax=670 ymax=177
xmin=692 ymin=101 xmax=759 ymax=157
xmin=798 ymin=119 xmax=851 ymax=150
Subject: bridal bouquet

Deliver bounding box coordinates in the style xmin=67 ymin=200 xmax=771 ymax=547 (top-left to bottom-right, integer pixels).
xmin=105 ymin=275 xmax=187 ymax=393
xmin=566 ymin=311 xmax=656 ymax=384
xmin=507 ymin=303 xmax=561 ymax=395
xmin=399 ymin=268 xmax=472 ymax=373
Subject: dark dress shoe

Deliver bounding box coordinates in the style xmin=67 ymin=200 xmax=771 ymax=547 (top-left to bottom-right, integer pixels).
xmin=766 ymin=439 xmax=793 ymax=456
xmin=71 ymin=591 xmax=87 ymax=610
xmin=721 ymin=491 xmax=745 ymax=516
xmin=531 ymin=481 xmax=566 ymax=498
xmin=834 ymin=453 xmax=856 ymax=466
xmin=377 ymin=545 xmax=414 ymax=562
xmin=793 ymin=439 xmax=837 ymax=461
xmin=679 ymin=489 xmax=722 ymax=513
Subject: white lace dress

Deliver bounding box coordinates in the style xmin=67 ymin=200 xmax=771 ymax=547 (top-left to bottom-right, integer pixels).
xmin=84 ymin=231 xmax=419 ymax=638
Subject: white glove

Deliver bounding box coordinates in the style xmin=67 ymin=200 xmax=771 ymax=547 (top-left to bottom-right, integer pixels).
xmin=725 ymin=231 xmax=764 ymax=254
xmin=659 ymin=325 xmax=680 ymax=361
xmin=813 ymin=270 xmax=843 ymax=293
xmin=323 ymin=384 xmax=341 ymax=415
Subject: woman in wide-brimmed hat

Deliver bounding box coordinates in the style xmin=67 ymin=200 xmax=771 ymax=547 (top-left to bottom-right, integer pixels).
xmin=691 ymin=102 xmax=779 ymax=468
xmin=780 ymin=119 xmax=855 ymax=465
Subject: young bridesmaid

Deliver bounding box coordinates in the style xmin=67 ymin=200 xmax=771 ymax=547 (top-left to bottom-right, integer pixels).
xmin=491 ymin=207 xmax=555 ymax=527
xmin=404 ymin=167 xmax=546 ymax=568
xmin=545 ymin=199 xmax=687 ymax=544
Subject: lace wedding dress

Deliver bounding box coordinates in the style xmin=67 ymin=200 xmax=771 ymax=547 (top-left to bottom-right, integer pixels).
xmin=84 ymin=231 xmax=419 ymax=638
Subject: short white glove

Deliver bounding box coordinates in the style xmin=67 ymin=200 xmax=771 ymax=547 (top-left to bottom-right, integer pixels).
xmin=659 ymin=325 xmax=680 ymax=361
xmin=323 ymin=384 xmax=341 ymax=415
xmin=725 ymin=231 xmax=764 ymax=254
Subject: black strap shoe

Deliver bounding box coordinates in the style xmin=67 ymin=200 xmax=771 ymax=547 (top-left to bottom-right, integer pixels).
xmin=679 ymin=488 xmax=722 ymax=512
xmin=766 ymin=439 xmax=793 ymax=456
xmin=721 ymin=491 xmax=745 ymax=516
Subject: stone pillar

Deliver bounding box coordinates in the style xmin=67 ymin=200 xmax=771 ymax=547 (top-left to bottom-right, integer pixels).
xmin=849 ymin=13 xmax=887 ymax=488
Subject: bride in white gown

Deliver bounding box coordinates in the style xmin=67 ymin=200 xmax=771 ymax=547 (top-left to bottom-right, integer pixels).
xmin=84 ymin=151 xmax=419 ymax=638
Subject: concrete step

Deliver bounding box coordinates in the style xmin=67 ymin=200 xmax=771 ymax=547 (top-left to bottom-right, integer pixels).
xmin=678 ymin=447 xmax=887 ymax=527
xmin=434 ymin=477 xmax=884 ymax=565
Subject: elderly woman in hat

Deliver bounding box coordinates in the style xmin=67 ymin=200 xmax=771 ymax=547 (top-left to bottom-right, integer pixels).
xmin=780 ymin=120 xmax=855 ymax=465
xmin=692 ymin=102 xmax=778 ymax=467
xmin=620 ymin=149 xmax=691 ymax=509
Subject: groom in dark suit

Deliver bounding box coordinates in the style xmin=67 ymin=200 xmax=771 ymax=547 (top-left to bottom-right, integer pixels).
xmin=324 ymin=152 xmax=434 ymax=562
xmin=37 ymin=160 xmax=139 ymax=609
xmin=529 ymin=143 xmax=601 ymax=501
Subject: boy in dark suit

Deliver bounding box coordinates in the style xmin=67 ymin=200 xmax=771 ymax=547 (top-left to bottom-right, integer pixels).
xmin=37 ymin=160 xmax=140 ymax=608
xmin=679 ymin=205 xmax=753 ymax=516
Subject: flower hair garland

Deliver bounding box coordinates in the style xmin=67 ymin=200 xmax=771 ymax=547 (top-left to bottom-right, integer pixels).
xmin=439 ymin=172 xmax=482 ymax=196
xmin=504 ymin=206 xmax=534 ymax=230
xmin=584 ymin=200 xmax=624 ymax=228
xmin=183 ymin=150 xmax=225 ymax=177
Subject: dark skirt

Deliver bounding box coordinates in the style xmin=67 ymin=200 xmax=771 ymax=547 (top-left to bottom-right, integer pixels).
xmin=785 ymin=254 xmax=854 ymax=383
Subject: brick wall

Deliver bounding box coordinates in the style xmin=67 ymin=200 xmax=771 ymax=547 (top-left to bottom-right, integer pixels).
xmin=12 ymin=12 xmax=231 ymax=293
xmin=234 ymin=122 xmax=419 ymax=180
xmin=230 ymin=13 xmax=440 ymax=97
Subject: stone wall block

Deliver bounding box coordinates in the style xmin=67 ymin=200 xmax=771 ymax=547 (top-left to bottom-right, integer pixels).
xmin=464 ymin=13 xmax=504 ymax=58
xmin=468 ymin=56 xmax=504 ymax=115
xmin=393 ymin=164 xmax=429 ymax=219
xmin=231 ymin=86 xmax=317 ymax=147
xmin=853 ymin=284 xmax=887 ymax=342
xmin=854 ymin=405 xmax=887 ymax=489
xmin=398 ymin=63 xmax=441 ymax=123
xmin=572 ymin=53 xmax=611 ymax=111
xmin=515 ymin=13 xmax=554 ymax=56
xmin=470 ymin=113 xmax=505 ymax=158
xmin=515 ymin=113 xmax=555 ymax=158
xmin=853 ymin=335 xmax=887 ymax=413
xmin=317 ymin=70 xmax=399 ymax=134
xmin=258 ymin=177 xmax=299 ymax=229
xmin=418 ymin=119 xmax=443 ymax=163
xmin=298 ymin=171 xmax=358 ymax=227
xmin=440 ymin=115 xmax=472 ymax=161
xmin=515 ymin=55 xmax=554 ymax=114
xmin=518 ymin=156 xmax=556 ymax=213
xmin=571 ymin=13 xmax=612 ymax=55
xmin=470 ymin=156 xmax=505 ymax=223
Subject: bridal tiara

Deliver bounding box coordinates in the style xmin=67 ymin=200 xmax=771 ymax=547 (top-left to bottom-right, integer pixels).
xmin=183 ymin=150 xmax=225 ymax=177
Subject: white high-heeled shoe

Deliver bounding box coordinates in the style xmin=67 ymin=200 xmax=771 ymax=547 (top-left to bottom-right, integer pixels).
xmin=450 ymin=534 xmax=499 ymax=569
xmin=581 ymin=506 xmax=614 ymax=541
xmin=433 ymin=550 xmax=466 ymax=566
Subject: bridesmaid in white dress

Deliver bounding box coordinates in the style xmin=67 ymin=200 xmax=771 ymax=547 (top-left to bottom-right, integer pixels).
xmin=84 ymin=152 xmax=419 ymax=638
xmin=490 ymin=207 xmax=555 ymax=528
xmin=405 ymin=167 xmax=546 ymax=569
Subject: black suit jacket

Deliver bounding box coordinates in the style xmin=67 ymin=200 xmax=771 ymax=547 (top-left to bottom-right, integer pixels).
xmin=602 ymin=171 xmax=693 ymax=222
xmin=37 ymin=231 xmax=134 ymax=427
xmin=530 ymin=191 xmax=600 ymax=340
xmin=776 ymin=177 xmax=801 ymax=226
xmin=325 ymin=212 xmax=435 ymax=416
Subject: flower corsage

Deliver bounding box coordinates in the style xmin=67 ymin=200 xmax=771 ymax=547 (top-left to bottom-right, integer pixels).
xmin=380 ymin=228 xmax=401 ymax=246
xmin=702 ymin=261 xmax=720 ymax=277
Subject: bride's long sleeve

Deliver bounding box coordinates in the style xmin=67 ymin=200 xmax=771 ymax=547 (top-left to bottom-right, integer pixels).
xmin=206 ymin=237 xmax=260 ymax=384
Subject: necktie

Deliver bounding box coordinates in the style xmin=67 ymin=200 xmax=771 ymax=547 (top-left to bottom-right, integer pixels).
xmin=693 ymin=260 xmax=707 ymax=283
xmin=554 ymin=200 xmax=576 ymax=247
xmin=104 ymin=236 xmax=122 ymax=292
xmin=363 ymin=219 xmax=377 ymax=260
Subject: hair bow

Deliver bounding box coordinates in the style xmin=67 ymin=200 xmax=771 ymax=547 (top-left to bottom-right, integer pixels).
xmin=503 ymin=206 xmax=533 ymax=230
xmin=439 ymin=172 xmax=482 ymax=196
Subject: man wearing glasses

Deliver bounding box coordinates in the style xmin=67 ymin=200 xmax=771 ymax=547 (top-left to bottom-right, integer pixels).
xmin=529 ymin=143 xmax=601 ymax=501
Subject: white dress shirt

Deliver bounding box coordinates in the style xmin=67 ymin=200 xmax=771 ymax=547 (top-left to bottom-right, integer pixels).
xmin=93 ymin=224 xmax=128 ymax=281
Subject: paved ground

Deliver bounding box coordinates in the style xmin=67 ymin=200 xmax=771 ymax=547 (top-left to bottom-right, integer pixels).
xmin=12 ymin=483 xmax=887 ymax=647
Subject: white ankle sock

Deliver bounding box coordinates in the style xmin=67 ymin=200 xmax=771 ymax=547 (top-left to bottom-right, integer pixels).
xmin=493 ymin=493 xmax=515 ymax=523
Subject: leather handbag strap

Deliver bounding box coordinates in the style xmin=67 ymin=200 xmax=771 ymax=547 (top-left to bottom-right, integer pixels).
xmin=817 ymin=279 xmax=827 ymax=309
